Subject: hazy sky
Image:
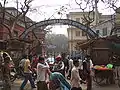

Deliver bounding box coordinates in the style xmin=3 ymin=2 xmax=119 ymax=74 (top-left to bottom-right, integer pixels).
xmin=1 ymin=0 xmax=120 ymax=35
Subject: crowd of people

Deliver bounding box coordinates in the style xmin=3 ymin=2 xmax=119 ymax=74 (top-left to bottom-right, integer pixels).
xmin=18 ymin=54 xmax=93 ymax=90
xmin=0 ymin=51 xmax=94 ymax=90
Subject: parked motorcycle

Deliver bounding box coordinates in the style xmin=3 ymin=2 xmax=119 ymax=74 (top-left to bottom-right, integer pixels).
xmin=10 ymin=66 xmax=24 ymax=83
xmin=10 ymin=67 xmax=37 ymax=83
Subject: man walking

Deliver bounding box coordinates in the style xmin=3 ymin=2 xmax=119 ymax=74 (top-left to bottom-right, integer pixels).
xmin=83 ymin=55 xmax=93 ymax=90
xmin=36 ymin=56 xmax=49 ymax=90
xmin=67 ymin=57 xmax=73 ymax=80
xmin=20 ymin=55 xmax=36 ymax=90
xmin=2 ymin=52 xmax=11 ymax=90
xmin=71 ymin=60 xmax=85 ymax=90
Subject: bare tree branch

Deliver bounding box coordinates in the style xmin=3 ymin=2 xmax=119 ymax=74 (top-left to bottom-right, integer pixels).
xmin=10 ymin=0 xmax=34 ymax=38
xmin=0 ymin=0 xmax=13 ymax=38
xmin=75 ymin=0 xmax=95 ymax=26
xmin=0 ymin=0 xmax=34 ymax=39
xmin=75 ymin=0 xmax=90 ymax=10
xmin=1 ymin=23 xmax=12 ymax=38
xmin=101 ymin=0 xmax=119 ymax=12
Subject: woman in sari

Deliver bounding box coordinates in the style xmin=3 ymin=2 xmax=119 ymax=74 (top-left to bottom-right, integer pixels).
xmin=48 ymin=70 xmax=71 ymax=90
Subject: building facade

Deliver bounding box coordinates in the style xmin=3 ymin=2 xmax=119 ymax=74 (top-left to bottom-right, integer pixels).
xmin=0 ymin=7 xmax=47 ymax=56
xmin=67 ymin=12 xmax=112 ymax=54
xmin=92 ymin=19 xmax=114 ymax=37
xmin=92 ymin=9 xmax=120 ymax=37
xmin=114 ymin=8 xmax=120 ymax=35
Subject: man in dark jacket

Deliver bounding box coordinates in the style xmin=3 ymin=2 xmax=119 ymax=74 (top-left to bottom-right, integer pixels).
xmin=83 ymin=55 xmax=93 ymax=90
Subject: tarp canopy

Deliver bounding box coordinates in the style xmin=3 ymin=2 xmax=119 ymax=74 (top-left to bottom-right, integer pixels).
xmin=109 ymin=43 xmax=120 ymax=49
xmin=109 ymin=43 xmax=120 ymax=55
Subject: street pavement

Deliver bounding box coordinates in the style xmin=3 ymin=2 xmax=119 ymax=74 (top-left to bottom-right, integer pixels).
xmin=91 ymin=83 xmax=120 ymax=90
xmin=0 ymin=79 xmax=119 ymax=90
xmin=9 ymin=79 xmax=120 ymax=90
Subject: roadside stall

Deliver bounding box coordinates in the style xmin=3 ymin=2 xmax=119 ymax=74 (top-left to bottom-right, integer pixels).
xmin=77 ymin=36 xmax=120 ymax=85
xmin=92 ymin=64 xmax=114 ymax=85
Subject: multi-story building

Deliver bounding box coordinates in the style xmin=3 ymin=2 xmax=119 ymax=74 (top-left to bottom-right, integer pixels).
xmin=114 ymin=8 xmax=120 ymax=35
xmin=0 ymin=6 xmax=47 ymax=55
xmin=0 ymin=7 xmax=27 ymax=40
xmin=92 ymin=17 xmax=115 ymax=37
xmin=0 ymin=7 xmax=26 ymax=50
xmin=67 ymin=12 xmax=112 ymax=55
xmin=92 ymin=8 xmax=120 ymax=37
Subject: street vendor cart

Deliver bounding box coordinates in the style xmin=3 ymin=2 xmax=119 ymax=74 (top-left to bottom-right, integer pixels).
xmin=77 ymin=36 xmax=120 ymax=86
xmin=92 ymin=65 xmax=114 ymax=85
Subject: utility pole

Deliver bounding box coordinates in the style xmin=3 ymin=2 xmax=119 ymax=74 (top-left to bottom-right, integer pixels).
xmin=16 ymin=0 xmax=18 ymax=15
xmin=95 ymin=0 xmax=99 ymax=25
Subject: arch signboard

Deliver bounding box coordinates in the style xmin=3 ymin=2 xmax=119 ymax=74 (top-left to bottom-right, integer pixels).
xmin=20 ymin=19 xmax=98 ymax=38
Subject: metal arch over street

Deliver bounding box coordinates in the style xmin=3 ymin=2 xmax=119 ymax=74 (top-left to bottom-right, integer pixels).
xmin=19 ymin=19 xmax=98 ymax=38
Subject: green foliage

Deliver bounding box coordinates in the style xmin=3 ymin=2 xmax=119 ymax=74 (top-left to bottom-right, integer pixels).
xmin=46 ymin=34 xmax=68 ymax=53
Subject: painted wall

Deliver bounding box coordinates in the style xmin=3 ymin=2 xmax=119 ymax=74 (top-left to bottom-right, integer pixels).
xmin=67 ymin=12 xmax=112 ymax=54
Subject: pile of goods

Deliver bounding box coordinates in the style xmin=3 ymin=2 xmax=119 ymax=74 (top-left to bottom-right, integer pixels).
xmin=93 ymin=64 xmax=113 ymax=70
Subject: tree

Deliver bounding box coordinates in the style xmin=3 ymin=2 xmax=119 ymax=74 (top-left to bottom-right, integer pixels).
xmin=75 ymin=0 xmax=119 ymax=38
xmin=0 ymin=0 xmax=34 ymax=38
xmin=0 ymin=0 xmax=37 ymax=59
xmin=74 ymin=1 xmax=119 ymax=90
xmin=75 ymin=0 xmax=119 ymax=24
xmin=46 ymin=34 xmax=68 ymax=56
xmin=0 ymin=0 xmax=34 ymax=90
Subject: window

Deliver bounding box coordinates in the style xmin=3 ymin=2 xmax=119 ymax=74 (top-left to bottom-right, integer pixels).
xmin=13 ymin=30 xmax=18 ymax=37
xmin=82 ymin=31 xmax=86 ymax=36
xmin=81 ymin=17 xmax=86 ymax=24
xmin=68 ymin=31 xmax=70 ymax=37
xmin=102 ymin=27 xmax=107 ymax=36
xmin=117 ymin=29 xmax=120 ymax=33
xmin=96 ymin=30 xmax=99 ymax=37
xmin=76 ymin=31 xmax=81 ymax=36
xmin=96 ymin=30 xmax=99 ymax=34
xmin=17 ymin=21 xmax=25 ymax=27
xmin=76 ymin=18 xmax=80 ymax=22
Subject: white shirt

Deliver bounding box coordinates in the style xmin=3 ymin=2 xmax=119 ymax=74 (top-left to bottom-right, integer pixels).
xmin=78 ymin=59 xmax=83 ymax=70
xmin=52 ymin=61 xmax=64 ymax=71
xmin=37 ymin=62 xmax=49 ymax=82
xmin=68 ymin=59 xmax=73 ymax=71
xmin=71 ymin=66 xmax=81 ymax=88
xmin=89 ymin=59 xmax=93 ymax=69
xmin=19 ymin=59 xmax=26 ymax=67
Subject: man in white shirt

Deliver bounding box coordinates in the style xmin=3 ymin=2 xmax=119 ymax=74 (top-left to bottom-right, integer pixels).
xmin=52 ymin=56 xmax=65 ymax=76
xmin=71 ymin=60 xmax=85 ymax=90
xmin=78 ymin=58 xmax=83 ymax=70
xmin=67 ymin=57 xmax=73 ymax=80
xmin=37 ymin=56 xmax=49 ymax=90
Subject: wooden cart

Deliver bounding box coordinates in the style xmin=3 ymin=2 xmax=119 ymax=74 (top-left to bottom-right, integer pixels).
xmin=77 ymin=35 xmax=120 ymax=85
xmin=92 ymin=67 xmax=114 ymax=85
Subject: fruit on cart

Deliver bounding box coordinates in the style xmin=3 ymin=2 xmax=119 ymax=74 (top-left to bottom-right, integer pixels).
xmin=106 ymin=64 xmax=113 ymax=69
xmin=94 ymin=65 xmax=103 ymax=69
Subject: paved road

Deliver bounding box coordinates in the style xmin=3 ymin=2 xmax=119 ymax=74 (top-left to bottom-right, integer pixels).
xmin=0 ymin=79 xmax=119 ymax=90
xmin=11 ymin=79 xmax=120 ymax=90
xmin=92 ymin=83 xmax=120 ymax=90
